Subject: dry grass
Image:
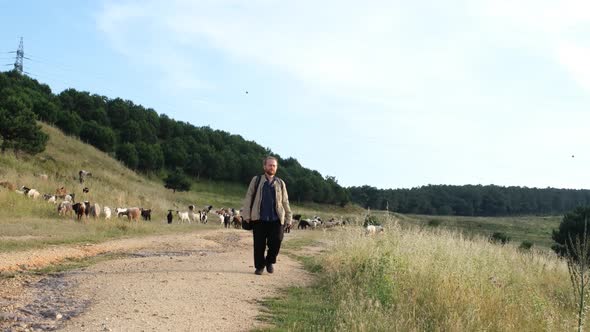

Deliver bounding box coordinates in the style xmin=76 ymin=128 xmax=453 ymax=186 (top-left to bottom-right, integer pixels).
xmin=263 ymin=215 xmax=581 ymax=331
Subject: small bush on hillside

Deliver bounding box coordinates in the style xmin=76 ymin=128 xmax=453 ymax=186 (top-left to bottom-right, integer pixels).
xmin=164 ymin=169 xmax=191 ymax=193
xmin=364 ymin=215 xmax=381 ymax=227
xmin=490 ymin=232 xmax=510 ymax=245
xmin=428 ymin=219 xmax=442 ymax=227
xmin=519 ymin=241 xmax=533 ymax=251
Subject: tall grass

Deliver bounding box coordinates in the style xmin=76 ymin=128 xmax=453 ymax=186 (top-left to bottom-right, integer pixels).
xmin=265 ymin=217 xmax=581 ymax=331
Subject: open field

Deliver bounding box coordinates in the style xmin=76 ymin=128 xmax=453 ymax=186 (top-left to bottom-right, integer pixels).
xmin=392 ymin=213 xmax=561 ymax=249
xmin=340 ymin=211 xmax=562 ymax=249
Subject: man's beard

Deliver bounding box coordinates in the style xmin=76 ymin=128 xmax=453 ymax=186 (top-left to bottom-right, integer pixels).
xmin=265 ymin=169 xmax=276 ymax=176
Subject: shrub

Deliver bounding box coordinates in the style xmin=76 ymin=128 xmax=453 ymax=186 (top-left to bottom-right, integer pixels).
xmin=552 ymin=206 xmax=590 ymax=261
xmin=164 ymin=169 xmax=191 ymax=193
xmin=364 ymin=215 xmax=381 ymax=227
xmin=428 ymin=219 xmax=442 ymax=227
xmin=490 ymin=232 xmax=510 ymax=245
xmin=519 ymin=241 xmax=533 ymax=250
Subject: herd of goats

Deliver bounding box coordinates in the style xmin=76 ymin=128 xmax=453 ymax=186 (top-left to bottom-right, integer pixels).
xmin=0 ymin=170 xmax=368 ymax=234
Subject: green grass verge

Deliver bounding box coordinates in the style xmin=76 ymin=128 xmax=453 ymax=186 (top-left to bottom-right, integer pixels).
xmin=255 ymin=232 xmax=335 ymax=331
xmin=257 ymin=285 xmax=337 ymax=332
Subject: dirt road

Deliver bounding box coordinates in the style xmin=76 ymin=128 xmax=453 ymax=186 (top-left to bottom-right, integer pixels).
xmin=0 ymin=229 xmax=314 ymax=331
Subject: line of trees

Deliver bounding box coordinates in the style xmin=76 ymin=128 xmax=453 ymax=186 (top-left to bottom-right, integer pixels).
xmin=349 ymin=184 xmax=590 ymax=216
xmin=6 ymin=69 xmax=590 ymax=216
xmin=0 ymin=70 xmax=349 ymax=205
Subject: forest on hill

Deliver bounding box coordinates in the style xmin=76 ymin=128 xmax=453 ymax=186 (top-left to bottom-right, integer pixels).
xmin=3 ymin=69 xmax=590 ymax=217
xmin=0 ymin=70 xmax=349 ymax=205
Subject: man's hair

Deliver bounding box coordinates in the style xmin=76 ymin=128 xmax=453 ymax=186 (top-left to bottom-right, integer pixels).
xmin=263 ymin=156 xmax=278 ymax=166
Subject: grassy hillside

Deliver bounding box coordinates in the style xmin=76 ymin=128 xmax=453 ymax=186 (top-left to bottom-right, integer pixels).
xmin=0 ymin=123 xmax=360 ymax=252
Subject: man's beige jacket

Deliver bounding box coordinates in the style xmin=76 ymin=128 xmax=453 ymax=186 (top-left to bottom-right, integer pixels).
xmin=242 ymin=175 xmax=293 ymax=225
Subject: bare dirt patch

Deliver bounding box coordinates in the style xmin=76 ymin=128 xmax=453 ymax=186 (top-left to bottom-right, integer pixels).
xmin=0 ymin=229 xmax=315 ymax=331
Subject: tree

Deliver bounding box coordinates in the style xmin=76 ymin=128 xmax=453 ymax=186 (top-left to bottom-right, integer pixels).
xmin=119 ymin=120 xmax=141 ymax=143
xmin=106 ymin=98 xmax=130 ymax=128
xmin=136 ymin=142 xmax=164 ymax=172
xmin=552 ymin=206 xmax=590 ymax=260
xmin=185 ymin=153 xmax=204 ymax=179
xmin=56 ymin=110 xmax=83 ymax=136
xmin=116 ymin=143 xmax=138 ymax=169
xmin=164 ymin=169 xmax=191 ymax=193
xmin=0 ymin=95 xmax=48 ymax=155
xmin=138 ymin=120 xmax=158 ymax=144
xmin=553 ymin=208 xmax=590 ymax=332
xmin=32 ymin=98 xmax=59 ymax=124
xmin=163 ymin=138 xmax=188 ymax=168
xmin=79 ymin=121 xmax=116 ymax=152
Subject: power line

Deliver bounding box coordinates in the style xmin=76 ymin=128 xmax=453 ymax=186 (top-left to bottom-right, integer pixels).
xmin=26 ymin=54 xmax=111 ymax=81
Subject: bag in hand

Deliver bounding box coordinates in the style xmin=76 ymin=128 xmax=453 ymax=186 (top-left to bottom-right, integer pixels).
xmin=242 ymin=219 xmax=257 ymax=230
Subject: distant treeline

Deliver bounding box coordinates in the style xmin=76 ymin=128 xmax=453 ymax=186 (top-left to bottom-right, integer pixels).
xmin=0 ymin=70 xmax=349 ymax=205
xmin=349 ymin=185 xmax=590 ymax=216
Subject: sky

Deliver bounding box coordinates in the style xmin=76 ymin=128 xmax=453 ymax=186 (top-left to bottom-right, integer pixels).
xmin=2 ymin=0 xmax=590 ymax=189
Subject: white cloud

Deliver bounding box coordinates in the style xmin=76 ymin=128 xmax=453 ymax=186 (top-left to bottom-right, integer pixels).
xmin=96 ymin=0 xmax=590 ymax=105
xmin=95 ymin=0 xmax=590 ymax=188
xmin=557 ymin=42 xmax=590 ymax=93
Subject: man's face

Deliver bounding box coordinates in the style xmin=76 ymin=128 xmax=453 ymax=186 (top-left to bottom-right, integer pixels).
xmin=264 ymin=159 xmax=278 ymax=176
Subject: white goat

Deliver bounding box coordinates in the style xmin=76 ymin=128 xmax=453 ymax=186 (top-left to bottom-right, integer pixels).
xmin=104 ymin=206 xmax=112 ymax=220
xmin=365 ymin=225 xmax=384 ymax=235
xmin=177 ymin=211 xmax=191 ymax=224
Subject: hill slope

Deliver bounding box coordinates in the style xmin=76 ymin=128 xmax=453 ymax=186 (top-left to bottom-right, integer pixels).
xmin=0 ymin=123 xmax=358 ymax=252
xmin=0 ymin=70 xmax=350 ymax=206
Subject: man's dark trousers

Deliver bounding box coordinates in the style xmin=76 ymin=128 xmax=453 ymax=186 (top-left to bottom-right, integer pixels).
xmin=253 ymin=221 xmax=284 ymax=269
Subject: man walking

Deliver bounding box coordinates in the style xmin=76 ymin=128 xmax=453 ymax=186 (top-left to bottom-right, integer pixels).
xmin=242 ymin=156 xmax=293 ymax=275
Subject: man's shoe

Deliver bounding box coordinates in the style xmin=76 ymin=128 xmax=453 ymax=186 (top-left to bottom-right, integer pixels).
xmin=266 ymin=263 xmax=274 ymax=274
xmin=255 ymin=268 xmax=264 ymax=275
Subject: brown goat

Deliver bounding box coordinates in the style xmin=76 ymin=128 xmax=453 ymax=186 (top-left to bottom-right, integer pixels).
xmin=232 ymin=216 xmax=243 ymax=229
xmin=55 ymin=186 xmax=67 ymax=196
xmin=127 ymin=207 xmax=141 ymax=222
xmin=0 ymin=181 xmax=16 ymax=191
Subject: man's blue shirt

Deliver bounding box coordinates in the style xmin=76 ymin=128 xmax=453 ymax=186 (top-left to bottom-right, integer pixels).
xmin=260 ymin=177 xmax=279 ymax=222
